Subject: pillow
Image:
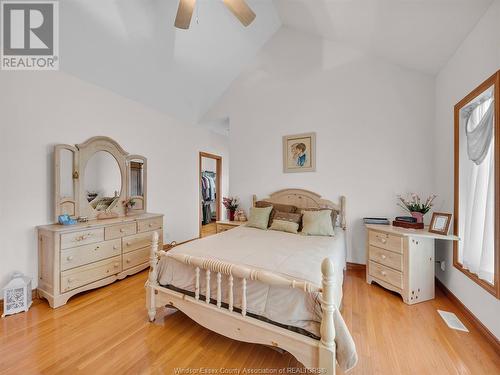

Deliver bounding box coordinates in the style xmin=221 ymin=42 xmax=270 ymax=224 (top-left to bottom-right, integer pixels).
xmin=246 ymin=206 xmax=273 ymax=230
xmin=301 ymin=210 xmax=335 ymax=236
xmin=270 ymin=219 xmax=299 ymax=234
xmin=302 ymin=208 xmax=338 ymax=231
xmin=255 ymin=201 xmax=298 ymax=226
xmin=273 ymin=211 xmax=302 ymax=226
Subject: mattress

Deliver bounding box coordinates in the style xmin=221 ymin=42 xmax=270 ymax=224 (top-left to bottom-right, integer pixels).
xmin=157 ymin=226 xmax=346 ymax=336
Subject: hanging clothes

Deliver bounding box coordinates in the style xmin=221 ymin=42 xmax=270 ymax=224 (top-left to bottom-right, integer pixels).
xmin=201 ymin=172 xmax=216 ymax=225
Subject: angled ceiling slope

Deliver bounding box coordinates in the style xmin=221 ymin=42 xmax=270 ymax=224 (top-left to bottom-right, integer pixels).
xmin=274 ymin=0 xmax=494 ymax=74
xmin=60 ymin=0 xmax=281 ymax=124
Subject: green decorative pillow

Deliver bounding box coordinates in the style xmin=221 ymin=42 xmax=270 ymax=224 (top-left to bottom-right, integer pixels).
xmin=246 ymin=206 xmax=273 ymax=230
xmin=301 ymin=210 xmax=335 ymax=236
xmin=270 ymin=219 xmax=299 ymax=234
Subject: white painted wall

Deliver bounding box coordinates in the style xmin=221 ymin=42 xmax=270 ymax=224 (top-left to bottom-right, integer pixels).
xmin=0 ymin=71 xmax=229 ymax=289
xmin=207 ymin=27 xmax=436 ymax=264
xmin=434 ymin=0 xmax=500 ymax=339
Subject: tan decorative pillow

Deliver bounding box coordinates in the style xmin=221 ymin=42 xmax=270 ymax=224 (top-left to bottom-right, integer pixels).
xmin=270 ymin=219 xmax=299 ymax=234
xmin=273 ymin=211 xmax=302 ymax=226
xmin=302 ymin=208 xmax=338 ymax=231
xmin=301 ymin=210 xmax=335 ymax=236
xmin=255 ymin=201 xmax=298 ymax=226
xmin=246 ymin=206 xmax=273 ymax=230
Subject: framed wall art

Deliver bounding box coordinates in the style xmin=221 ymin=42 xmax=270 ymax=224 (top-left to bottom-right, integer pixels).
xmin=283 ymin=132 xmax=316 ymax=173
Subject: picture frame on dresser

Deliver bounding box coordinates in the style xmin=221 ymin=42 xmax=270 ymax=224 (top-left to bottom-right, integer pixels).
xmin=38 ymin=137 xmax=163 ymax=308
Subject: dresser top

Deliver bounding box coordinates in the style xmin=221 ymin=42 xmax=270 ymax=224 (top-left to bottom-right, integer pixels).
xmin=37 ymin=213 xmax=163 ymax=232
xmin=365 ymin=224 xmax=460 ymax=241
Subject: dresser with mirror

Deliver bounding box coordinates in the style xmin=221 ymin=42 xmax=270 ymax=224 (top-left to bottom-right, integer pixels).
xmin=37 ymin=136 xmax=163 ymax=308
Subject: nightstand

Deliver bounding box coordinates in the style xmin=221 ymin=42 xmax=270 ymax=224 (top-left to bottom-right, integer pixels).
xmin=216 ymin=220 xmax=246 ymax=233
xmin=365 ymin=224 xmax=458 ymax=305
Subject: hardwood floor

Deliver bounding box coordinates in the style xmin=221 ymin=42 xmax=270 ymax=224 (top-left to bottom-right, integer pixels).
xmin=1 ymin=269 xmax=499 ymax=374
xmin=201 ymin=222 xmax=217 ymax=238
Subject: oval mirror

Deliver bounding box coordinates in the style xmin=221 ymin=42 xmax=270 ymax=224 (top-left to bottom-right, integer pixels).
xmin=84 ymin=151 xmax=122 ymax=212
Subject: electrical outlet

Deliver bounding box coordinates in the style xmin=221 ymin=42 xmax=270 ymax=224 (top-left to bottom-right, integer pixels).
xmin=440 ymin=261 xmax=446 ymax=271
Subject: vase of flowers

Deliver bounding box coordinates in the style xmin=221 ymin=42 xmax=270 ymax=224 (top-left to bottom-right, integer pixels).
xmin=223 ymin=197 xmax=239 ymax=221
xmin=122 ymin=198 xmax=136 ymax=216
xmin=397 ymin=193 xmax=436 ymax=223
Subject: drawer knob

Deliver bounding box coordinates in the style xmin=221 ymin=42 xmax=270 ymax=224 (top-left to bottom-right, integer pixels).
xmin=114 ymin=263 xmax=119 ymax=268
xmin=120 ymin=228 xmax=125 ymax=233
xmin=126 ymin=259 xmax=131 ymax=263
xmin=380 ymin=238 xmax=387 ymax=244
xmin=113 ymin=245 xmax=118 ymax=250
xmin=381 ymin=254 xmax=386 ymax=259
xmin=126 ymin=242 xmax=131 ymax=246
xmin=67 ymin=256 xmax=74 ymax=261
xmin=149 ymin=223 xmax=153 ymax=227
xmin=95 ymin=246 xmax=100 ymax=251
xmin=381 ymin=271 xmax=387 ymax=276
xmin=106 ymin=269 xmax=110 ymax=273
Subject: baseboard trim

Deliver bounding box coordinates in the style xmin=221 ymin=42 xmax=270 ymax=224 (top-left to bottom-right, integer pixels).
xmin=346 ymin=262 xmax=366 ymax=271
xmin=435 ymin=277 xmax=500 ymax=355
xmin=163 ymin=237 xmax=199 ymax=251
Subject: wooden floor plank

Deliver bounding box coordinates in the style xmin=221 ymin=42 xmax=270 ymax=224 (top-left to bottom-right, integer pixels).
xmin=1 ymin=269 xmax=498 ymax=374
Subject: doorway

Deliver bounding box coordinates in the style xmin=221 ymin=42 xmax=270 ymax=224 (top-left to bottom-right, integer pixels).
xmin=199 ymin=152 xmax=222 ymax=238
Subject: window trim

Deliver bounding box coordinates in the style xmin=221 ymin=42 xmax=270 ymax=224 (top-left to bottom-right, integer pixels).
xmin=453 ymin=70 xmax=500 ymax=299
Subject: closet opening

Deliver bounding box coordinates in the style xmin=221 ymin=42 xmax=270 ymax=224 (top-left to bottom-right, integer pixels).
xmin=199 ymin=152 xmax=222 ymax=238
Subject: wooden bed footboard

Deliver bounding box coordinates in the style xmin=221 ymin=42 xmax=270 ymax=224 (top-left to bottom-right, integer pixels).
xmin=145 ymin=232 xmax=337 ymax=374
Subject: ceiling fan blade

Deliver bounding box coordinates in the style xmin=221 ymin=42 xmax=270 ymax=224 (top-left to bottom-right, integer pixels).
xmin=223 ymin=0 xmax=256 ymax=27
xmin=175 ymin=0 xmax=196 ymax=29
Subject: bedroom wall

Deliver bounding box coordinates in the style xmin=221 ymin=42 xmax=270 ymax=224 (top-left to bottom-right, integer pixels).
xmin=0 ymin=71 xmax=229 ymax=289
xmin=206 ymin=27 xmax=435 ymax=264
xmin=434 ymin=0 xmax=500 ymax=339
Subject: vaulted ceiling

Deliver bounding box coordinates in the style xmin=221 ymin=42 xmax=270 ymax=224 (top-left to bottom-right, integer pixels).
xmin=274 ymin=0 xmax=494 ymax=75
xmin=60 ymin=1 xmax=494 ymax=124
xmin=60 ymin=0 xmax=280 ymax=124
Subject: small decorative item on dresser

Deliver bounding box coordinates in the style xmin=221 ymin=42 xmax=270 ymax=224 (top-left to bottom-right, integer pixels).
xmin=223 ymin=196 xmax=239 ymax=221
xmin=397 ymin=193 xmax=437 ymax=223
xmin=2 ymin=272 xmax=32 ymax=317
xmin=234 ymin=209 xmax=247 ymax=222
xmin=429 ymin=212 xmax=452 ymax=235
xmin=123 ymin=198 xmax=136 ymax=216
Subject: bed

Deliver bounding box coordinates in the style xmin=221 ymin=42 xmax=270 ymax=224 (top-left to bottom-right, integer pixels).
xmin=146 ymin=189 xmax=357 ymax=374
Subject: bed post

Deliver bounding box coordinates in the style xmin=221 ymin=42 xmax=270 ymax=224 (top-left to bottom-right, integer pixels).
xmin=147 ymin=231 xmax=160 ymax=322
xmin=252 ymin=194 xmax=257 ymax=207
xmin=319 ymin=258 xmax=336 ymax=375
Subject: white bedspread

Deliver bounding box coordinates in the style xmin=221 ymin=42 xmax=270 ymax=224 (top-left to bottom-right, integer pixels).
xmin=157 ymin=226 xmax=357 ymax=371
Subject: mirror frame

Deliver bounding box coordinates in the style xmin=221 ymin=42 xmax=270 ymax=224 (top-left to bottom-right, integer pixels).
xmin=54 ymin=136 xmax=147 ymax=221
xmin=54 ymin=144 xmax=79 ymax=219
xmin=454 ymin=70 xmax=500 ymax=299
xmin=126 ymin=154 xmax=147 ymax=214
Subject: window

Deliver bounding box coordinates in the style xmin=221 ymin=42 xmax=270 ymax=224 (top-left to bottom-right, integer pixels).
xmin=454 ymin=71 xmax=500 ymax=298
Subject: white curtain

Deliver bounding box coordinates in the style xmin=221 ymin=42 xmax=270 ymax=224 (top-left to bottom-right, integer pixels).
xmin=461 ymin=95 xmax=495 ymax=284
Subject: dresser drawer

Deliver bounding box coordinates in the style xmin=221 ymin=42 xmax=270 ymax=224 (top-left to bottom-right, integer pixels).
xmin=61 ymin=239 xmax=121 ymax=271
xmin=123 ymin=231 xmax=162 ymax=253
xmin=369 ymin=261 xmax=403 ymax=289
xmin=105 ymin=223 xmax=137 ymax=240
xmin=137 ymin=217 xmax=162 ymax=233
xmin=60 ymin=228 xmax=104 ymax=250
xmin=369 ymin=245 xmax=403 ymax=271
xmin=122 ymin=247 xmax=150 ymax=270
xmin=368 ymin=230 xmax=403 ymax=254
xmin=61 ymin=256 xmax=121 ymax=292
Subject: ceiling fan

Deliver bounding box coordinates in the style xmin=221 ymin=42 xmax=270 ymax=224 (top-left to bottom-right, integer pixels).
xmin=175 ymin=0 xmax=256 ymax=29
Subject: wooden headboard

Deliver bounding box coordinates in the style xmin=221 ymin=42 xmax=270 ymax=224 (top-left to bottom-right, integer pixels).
xmin=253 ymin=189 xmax=346 ymax=230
